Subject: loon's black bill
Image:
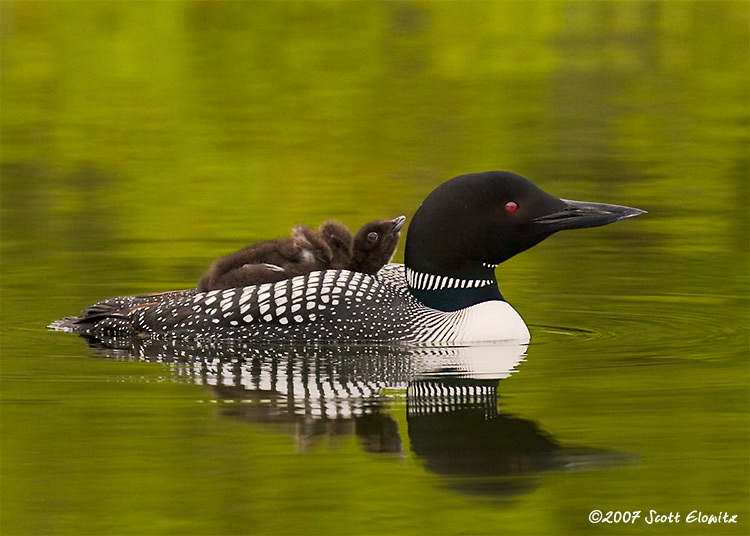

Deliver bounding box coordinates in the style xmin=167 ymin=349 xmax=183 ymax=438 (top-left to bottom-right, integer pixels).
xmin=531 ymin=199 xmax=646 ymax=232
xmin=391 ymin=215 xmax=406 ymax=233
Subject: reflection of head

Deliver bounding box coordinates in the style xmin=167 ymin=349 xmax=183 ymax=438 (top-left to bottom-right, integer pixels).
xmin=406 ymin=377 xmax=631 ymax=501
xmin=408 ymin=378 xmax=560 ymax=472
xmin=406 ymin=378 xmax=558 ymax=500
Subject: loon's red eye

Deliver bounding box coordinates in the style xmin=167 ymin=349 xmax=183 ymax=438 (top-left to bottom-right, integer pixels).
xmin=505 ymin=201 xmax=519 ymax=213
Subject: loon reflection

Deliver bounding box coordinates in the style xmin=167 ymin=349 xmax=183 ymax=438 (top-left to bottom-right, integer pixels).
xmin=82 ymin=336 xmax=628 ymax=500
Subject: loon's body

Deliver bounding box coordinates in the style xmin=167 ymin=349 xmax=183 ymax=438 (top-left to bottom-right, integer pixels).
xmin=198 ymin=217 xmax=404 ymax=291
xmin=64 ymin=265 xmax=527 ymax=343
xmin=52 ymin=171 xmax=644 ymax=343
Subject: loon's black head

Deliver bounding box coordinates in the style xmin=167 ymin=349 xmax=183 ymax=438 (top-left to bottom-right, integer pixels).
xmin=405 ymin=171 xmax=645 ymax=311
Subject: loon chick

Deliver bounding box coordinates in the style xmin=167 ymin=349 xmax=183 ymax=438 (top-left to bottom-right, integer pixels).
xmin=52 ymin=171 xmax=644 ymax=343
xmin=198 ymin=216 xmax=405 ymax=291
xmin=197 ymin=225 xmax=331 ymax=292
xmin=349 ymin=217 xmax=405 ymax=274
xmin=318 ymin=220 xmax=355 ymax=268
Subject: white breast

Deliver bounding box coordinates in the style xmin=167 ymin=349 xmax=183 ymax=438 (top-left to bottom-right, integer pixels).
xmin=438 ymin=301 xmax=530 ymax=344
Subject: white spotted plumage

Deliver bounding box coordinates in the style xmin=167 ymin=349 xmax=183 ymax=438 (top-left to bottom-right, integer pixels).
xmin=63 ymin=266 xmax=529 ymax=344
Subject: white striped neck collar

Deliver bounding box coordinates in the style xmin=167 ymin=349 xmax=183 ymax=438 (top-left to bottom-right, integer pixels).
xmin=405 ymin=267 xmax=495 ymax=292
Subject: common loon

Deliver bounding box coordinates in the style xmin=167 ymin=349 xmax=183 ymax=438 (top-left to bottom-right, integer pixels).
xmin=51 ymin=171 xmax=644 ymax=343
xmin=198 ymin=217 xmax=405 ymax=291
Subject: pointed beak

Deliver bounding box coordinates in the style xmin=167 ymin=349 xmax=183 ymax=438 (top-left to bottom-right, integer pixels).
xmin=390 ymin=215 xmax=406 ymax=234
xmin=531 ymin=199 xmax=646 ymax=232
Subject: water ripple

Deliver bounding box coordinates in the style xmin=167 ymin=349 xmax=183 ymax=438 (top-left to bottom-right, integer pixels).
xmin=530 ymin=293 xmax=746 ymax=360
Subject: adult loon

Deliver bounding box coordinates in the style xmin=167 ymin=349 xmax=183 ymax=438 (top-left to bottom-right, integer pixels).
xmin=52 ymin=171 xmax=644 ymax=343
xmin=198 ymin=217 xmax=405 ymax=291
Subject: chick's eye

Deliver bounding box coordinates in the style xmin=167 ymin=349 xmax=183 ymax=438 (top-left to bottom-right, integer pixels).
xmin=505 ymin=201 xmax=519 ymax=213
xmin=367 ymin=232 xmax=379 ymax=242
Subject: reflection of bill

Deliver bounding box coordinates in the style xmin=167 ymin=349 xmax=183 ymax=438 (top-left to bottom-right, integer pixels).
xmin=83 ymin=338 xmax=630 ymax=500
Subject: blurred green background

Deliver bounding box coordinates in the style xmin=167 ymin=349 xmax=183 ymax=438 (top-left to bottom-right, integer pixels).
xmin=1 ymin=1 xmax=748 ymax=535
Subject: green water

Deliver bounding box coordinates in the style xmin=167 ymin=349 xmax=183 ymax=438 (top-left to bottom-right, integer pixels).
xmin=1 ymin=1 xmax=748 ymax=535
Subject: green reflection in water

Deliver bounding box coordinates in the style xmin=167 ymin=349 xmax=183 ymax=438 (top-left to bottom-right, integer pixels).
xmin=1 ymin=1 xmax=748 ymax=535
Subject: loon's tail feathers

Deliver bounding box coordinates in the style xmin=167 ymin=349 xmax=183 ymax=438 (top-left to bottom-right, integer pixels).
xmin=51 ymin=303 xmax=153 ymax=334
xmin=49 ymin=289 xmax=198 ymax=334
